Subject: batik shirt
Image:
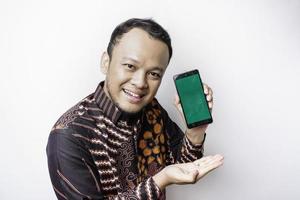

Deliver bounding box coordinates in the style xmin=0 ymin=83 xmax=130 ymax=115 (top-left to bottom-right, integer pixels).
xmin=46 ymin=81 xmax=205 ymax=200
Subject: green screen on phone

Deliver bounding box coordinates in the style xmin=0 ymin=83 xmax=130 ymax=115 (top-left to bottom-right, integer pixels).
xmin=175 ymin=73 xmax=211 ymax=125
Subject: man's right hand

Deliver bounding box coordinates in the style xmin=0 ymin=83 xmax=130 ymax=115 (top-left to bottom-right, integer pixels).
xmin=153 ymin=154 xmax=224 ymax=189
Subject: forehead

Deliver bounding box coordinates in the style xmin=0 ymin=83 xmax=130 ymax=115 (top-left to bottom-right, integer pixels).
xmin=112 ymin=28 xmax=170 ymax=68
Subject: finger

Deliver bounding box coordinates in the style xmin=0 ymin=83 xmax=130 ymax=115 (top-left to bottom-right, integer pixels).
xmin=202 ymin=155 xmax=224 ymax=166
xmin=196 ymin=161 xmax=223 ymax=180
xmin=205 ymin=86 xmax=213 ymax=100
xmin=208 ymin=101 xmax=213 ymax=110
xmin=206 ymin=94 xmax=213 ymax=102
xmin=201 ymin=158 xmax=224 ymax=173
xmin=194 ymin=155 xmax=223 ymax=167
xmin=174 ymin=94 xmax=180 ymax=105
xmin=173 ymin=94 xmax=184 ymax=120
xmin=173 ymin=95 xmax=183 ymax=112
xmin=195 ymin=158 xmax=224 ymax=180
xmin=207 ymin=88 xmax=213 ymax=103
xmin=203 ymin=84 xmax=209 ymax=95
xmin=194 ymin=155 xmax=214 ymax=163
xmin=198 ymin=155 xmax=224 ymax=172
xmin=208 ymin=88 xmax=213 ymax=96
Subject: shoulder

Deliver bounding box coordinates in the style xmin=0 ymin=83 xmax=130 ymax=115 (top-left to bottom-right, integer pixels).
xmin=52 ymin=93 xmax=97 ymax=130
xmin=47 ymin=127 xmax=83 ymax=157
xmin=48 ymin=95 xmax=98 ymax=151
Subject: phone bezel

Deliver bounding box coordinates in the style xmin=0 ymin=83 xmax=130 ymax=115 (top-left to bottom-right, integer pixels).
xmin=173 ymin=69 xmax=213 ymax=128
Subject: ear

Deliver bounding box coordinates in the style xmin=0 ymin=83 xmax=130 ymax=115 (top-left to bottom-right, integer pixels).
xmin=100 ymin=52 xmax=110 ymax=75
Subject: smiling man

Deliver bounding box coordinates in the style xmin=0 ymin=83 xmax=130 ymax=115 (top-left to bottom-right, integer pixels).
xmin=46 ymin=18 xmax=224 ymax=200
xmin=101 ymin=27 xmax=169 ymax=114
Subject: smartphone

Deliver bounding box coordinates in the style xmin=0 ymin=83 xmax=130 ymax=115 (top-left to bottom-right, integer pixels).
xmin=173 ymin=69 xmax=213 ymax=128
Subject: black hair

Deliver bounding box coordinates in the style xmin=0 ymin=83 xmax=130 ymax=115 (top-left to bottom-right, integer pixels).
xmin=107 ymin=18 xmax=172 ymax=62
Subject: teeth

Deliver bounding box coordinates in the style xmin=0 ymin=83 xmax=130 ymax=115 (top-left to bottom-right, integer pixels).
xmin=124 ymin=89 xmax=141 ymax=98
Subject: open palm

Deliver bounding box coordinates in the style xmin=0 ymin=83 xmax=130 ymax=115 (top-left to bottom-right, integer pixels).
xmin=164 ymin=154 xmax=224 ymax=186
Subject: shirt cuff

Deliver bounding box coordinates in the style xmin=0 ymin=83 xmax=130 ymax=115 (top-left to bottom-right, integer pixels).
xmin=185 ymin=133 xmax=206 ymax=149
xmin=177 ymin=134 xmax=205 ymax=163
xmin=136 ymin=177 xmax=163 ymax=200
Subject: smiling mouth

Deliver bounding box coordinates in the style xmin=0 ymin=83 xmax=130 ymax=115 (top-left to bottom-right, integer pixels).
xmin=123 ymin=89 xmax=145 ymax=102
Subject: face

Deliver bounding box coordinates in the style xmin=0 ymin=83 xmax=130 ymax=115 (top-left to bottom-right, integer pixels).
xmin=101 ymin=28 xmax=170 ymax=114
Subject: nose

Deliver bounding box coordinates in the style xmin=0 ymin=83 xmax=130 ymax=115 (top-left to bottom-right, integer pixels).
xmin=131 ymin=71 xmax=148 ymax=89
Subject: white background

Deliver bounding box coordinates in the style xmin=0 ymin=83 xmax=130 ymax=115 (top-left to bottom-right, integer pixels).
xmin=1 ymin=0 xmax=300 ymax=199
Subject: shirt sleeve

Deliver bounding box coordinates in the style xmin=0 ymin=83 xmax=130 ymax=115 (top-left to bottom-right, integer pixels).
xmin=178 ymin=132 xmax=206 ymax=163
xmin=163 ymin=112 xmax=206 ymax=164
xmin=46 ymin=128 xmax=162 ymax=200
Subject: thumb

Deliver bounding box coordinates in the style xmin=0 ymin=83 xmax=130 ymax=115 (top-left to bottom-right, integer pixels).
xmin=173 ymin=94 xmax=183 ymax=117
xmin=177 ymin=170 xmax=199 ymax=184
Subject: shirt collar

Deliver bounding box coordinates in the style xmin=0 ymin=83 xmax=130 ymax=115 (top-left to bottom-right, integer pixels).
xmin=93 ymin=81 xmax=144 ymax=125
xmin=94 ymin=81 xmax=122 ymax=124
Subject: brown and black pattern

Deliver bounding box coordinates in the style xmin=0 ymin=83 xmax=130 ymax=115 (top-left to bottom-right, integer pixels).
xmin=47 ymin=81 xmax=205 ymax=200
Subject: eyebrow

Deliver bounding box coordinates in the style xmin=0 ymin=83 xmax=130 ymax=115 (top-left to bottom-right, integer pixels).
xmin=121 ymin=57 xmax=164 ymax=72
xmin=150 ymin=67 xmax=164 ymax=72
xmin=121 ymin=56 xmax=140 ymax=64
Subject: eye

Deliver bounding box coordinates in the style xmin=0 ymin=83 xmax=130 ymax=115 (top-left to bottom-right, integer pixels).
xmin=123 ymin=64 xmax=135 ymax=70
xmin=148 ymin=72 xmax=161 ymax=79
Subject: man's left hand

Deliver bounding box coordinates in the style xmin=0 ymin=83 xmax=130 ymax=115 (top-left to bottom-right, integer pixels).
xmin=174 ymin=83 xmax=213 ymax=145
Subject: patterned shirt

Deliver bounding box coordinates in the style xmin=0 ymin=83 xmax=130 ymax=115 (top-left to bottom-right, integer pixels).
xmin=46 ymin=81 xmax=205 ymax=200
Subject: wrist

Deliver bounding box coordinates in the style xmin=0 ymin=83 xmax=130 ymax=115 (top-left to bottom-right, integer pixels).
xmin=153 ymin=167 xmax=169 ymax=190
xmin=186 ymin=130 xmax=205 ymax=145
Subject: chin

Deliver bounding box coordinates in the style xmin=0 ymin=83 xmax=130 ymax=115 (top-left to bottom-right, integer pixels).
xmin=117 ymin=98 xmax=153 ymax=114
xmin=118 ymin=95 xmax=152 ymax=113
xmin=119 ymin=104 xmax=144 ymax=114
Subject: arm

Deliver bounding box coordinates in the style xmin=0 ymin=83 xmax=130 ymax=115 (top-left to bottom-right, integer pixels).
xmin=151 ymin=84 xmax=223 ymax=190
xmin=173 ymin=82 xmax=213 ymax=146
xmin=46 ymin=129 xmax=162 ymax=200
xmin=153 ymin=109 xmax=222 ymax=190
xmin=47 ymin=129 xmax=104 ymax=200
xmin=166 ymin=83 xmax=214 ymax=163
xmin=164 ymin=113 xmax=206 ymax=164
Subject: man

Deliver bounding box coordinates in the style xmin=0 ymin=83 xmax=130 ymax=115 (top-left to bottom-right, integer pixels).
xmin=47 ymin=18 xmax=224 ymax=200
